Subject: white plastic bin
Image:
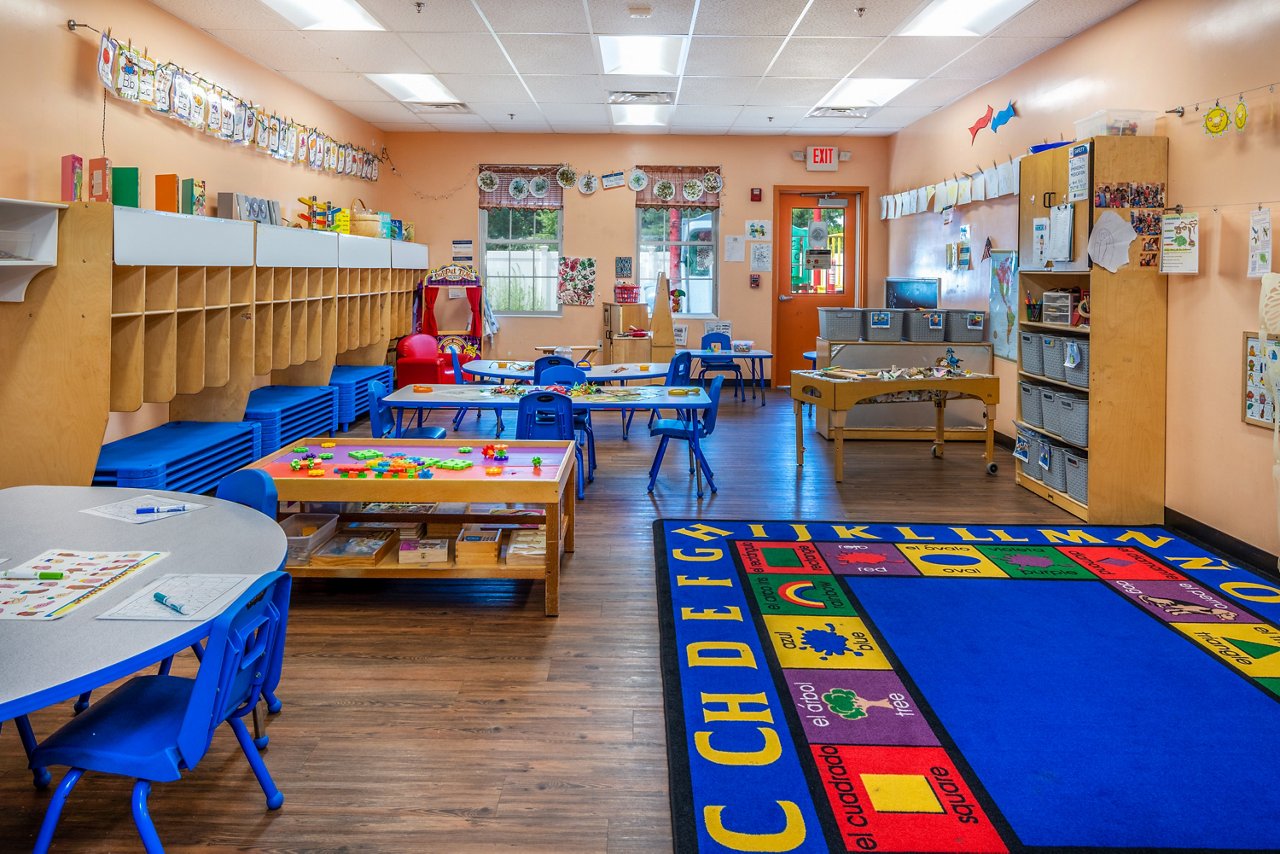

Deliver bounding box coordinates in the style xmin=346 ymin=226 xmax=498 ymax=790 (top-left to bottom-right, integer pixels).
xmin=1074 ymin=109 xmax=1158 ymax=139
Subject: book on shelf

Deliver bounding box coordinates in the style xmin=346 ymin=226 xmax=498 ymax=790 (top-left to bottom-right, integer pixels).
xmin=345 ymin=520 xmax=424 ymax=540
xmin=433 ymin=502 xmax=469 ymax=515
xmin=398 ymin=538 xmax=451 ymax=567
xmin=358 ymin=502 xmax=437 ymax=514
xmin=467 ymin=503 xmax=547 ymax=517
xmin=309 ymin=531 xmax=397 ymax=567
xmin=455 ymin=525 xmax=503 ymax=560
xmin=505 ymin=528 xmax=547 ymax=566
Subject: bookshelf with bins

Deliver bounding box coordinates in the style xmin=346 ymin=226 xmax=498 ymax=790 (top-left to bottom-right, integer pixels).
xmin=1013 ymin=135 xmax=1168 ymax=524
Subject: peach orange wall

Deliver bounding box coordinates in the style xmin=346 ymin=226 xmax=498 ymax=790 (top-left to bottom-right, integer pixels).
xmin=0 ymin=0 xmax=391 ymax=442
xmin=380 ymin=132 xmax=892 ymax=373
xmin=885 ymin=0 xmax=1280 ymax=553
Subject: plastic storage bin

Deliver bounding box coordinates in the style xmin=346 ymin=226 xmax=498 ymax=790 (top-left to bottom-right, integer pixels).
xmin=1064 ymin=450 xmax=1089 ymax=505
xmin=1021 ymin=430 xmax=1045 ymax=482
xmin=905 ymin=310 xmax=947 ymax=342
xmin=1020 ymin=382 xmax=1044 ymax=428
xmin=732 ymin=339 xmax=754 ymax=353
xmin=1074 ymin=109 xmax=1158 ymax=139
xmin=1041 ymin=335 xmax=1067 ymax=381
xmin=818 ymin=307 xmax=862 ymax=340
xmin=1039 ymin=389 xmax=1061 ymax=434
xmin=1053 ymin=391 xmax=1090 ymax=447
xmin=946 ymin=310 xmax=986 ymax=343
xmin=863 ymin=309 xmax=904 ymax=342
xmin=1044 ymin=443 xmax=1069 ymax=492
xmin=1020 ymin=331 xmax=1044 ymax=375
xmin=1063 ymin=338 xmax=1090 ymax=387
xmin=281 ymin=514 xmax=338 ymax=564
xmin=1041 ymin=290 xmax=1076 ymax=326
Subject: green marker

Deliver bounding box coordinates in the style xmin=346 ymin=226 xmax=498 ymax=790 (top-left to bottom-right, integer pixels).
xmin=4 ymin=569 xmax=64 ymax=581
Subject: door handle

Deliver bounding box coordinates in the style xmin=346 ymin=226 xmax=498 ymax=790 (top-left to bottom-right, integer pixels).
xmin=778 ymin=294 xmax=793 ymax=302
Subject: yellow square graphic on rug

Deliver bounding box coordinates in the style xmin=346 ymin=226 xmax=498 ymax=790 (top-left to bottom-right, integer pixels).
xmin=897 ymin=544 xmax=1008 ymax=578
xmin=763 ymin=615 xmax=891 ymax=670
xmin=1172 ymin=622 xmax=1280 ymax=677
xmin=861 ymin=773 xmax=944 ymax=814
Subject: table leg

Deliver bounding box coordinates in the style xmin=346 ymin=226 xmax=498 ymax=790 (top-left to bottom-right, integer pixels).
xmin=985 ymin=404 xmax=996 ymax=464
xmin=793 ymin=399 xmax=805 ymax=469
xmin=545 ymin=475 xmax=563 ymax=617
xmin=834 ymin=412 xmax=846 ymax=483
xmin=933 ymin=398 xmax=946 ymax=458
xmin=564 ymin=473 xmax=576 ymax=553
xmin=394 ymin=408 xmax=404 ymax=439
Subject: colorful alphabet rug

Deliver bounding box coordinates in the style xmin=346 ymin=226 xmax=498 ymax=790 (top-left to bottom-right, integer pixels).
xmin=655 ymin=520 xmax=1280 ymax=853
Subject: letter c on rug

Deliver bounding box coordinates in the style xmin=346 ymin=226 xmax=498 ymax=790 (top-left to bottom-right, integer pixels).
xmin=703 ymin=801 xmax=806 ymax=851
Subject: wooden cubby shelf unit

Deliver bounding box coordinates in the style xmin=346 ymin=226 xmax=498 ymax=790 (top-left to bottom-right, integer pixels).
xmin=1014 ymin=136 xmax=1168 ymax=524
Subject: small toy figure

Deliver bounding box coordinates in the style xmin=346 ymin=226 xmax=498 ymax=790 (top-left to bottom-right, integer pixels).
xmin=320 ymin=441 xmax=336 ymax=448
xmin=485 ymin=466 xmax=503 ymax=476
xmin=531 ymin=456 xmax=543 ymax=468
xmin=458 ymin=446 xmax=472 ymax=454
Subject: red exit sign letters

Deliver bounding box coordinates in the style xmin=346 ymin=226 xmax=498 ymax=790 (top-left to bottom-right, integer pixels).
xmin=806 ymin=146 xmax=839 ymax=172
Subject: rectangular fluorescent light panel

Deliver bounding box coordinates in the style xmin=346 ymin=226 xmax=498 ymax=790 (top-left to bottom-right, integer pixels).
xmin=368 ymin=74 xmax=459 ymax=104
xmin=610 ymin=104 xmax=673 ymax=126
xmin=822 ymin=78 xmax=917 ymax=108
xmin=259 ymin=0 xmax=384 ymax=30
xmin=599 ymin=35 xmax=687 ymax=76
xmin=900 ymin=0 xmax=1037 ymax=37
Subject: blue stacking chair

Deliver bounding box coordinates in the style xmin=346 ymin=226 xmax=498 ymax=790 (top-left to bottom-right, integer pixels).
xmin=539 ymin=364 xmax=597 ymax=480
xmin=369 ymin=379 xmax=447 ymax=440
xmin=516 ymin=391 xmax=585 ymax=499
xmin=533 ymin=355 xmax=574 ymax=383
xmin=450 ymin=349 xmax=505 ymax=436
xmin=29 ymin=571 xmax=293 ymax=854
xmin=697 ymin=333 xmax=744 ymax=401
xmin=648 ymin=376 xmax=724 ymax=498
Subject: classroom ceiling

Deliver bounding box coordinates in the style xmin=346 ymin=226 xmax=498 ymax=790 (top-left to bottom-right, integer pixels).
xmin=154 ymin=0 xmax=1138 ymax=135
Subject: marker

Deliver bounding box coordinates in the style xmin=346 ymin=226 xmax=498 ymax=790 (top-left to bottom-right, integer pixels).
xmin=135 ymin=505 xmax=191 ymax=515
xmin=3 ymin=569 xmax=65 ymax=580
xmin=153 ymin=591 xmax=190 ymax=615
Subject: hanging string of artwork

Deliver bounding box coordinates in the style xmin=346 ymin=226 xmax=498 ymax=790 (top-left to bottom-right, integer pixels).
xmin=1166 ymin=80 xmax=1280 ymax=139
xmin=92 ymin=27 xmax=379 ymax=182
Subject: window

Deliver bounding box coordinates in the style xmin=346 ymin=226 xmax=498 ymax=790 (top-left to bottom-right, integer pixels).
xmin=637 ymin=207 xmax=718 ymax=316
xmin=481 ymin=207 xmax=562 ymax=314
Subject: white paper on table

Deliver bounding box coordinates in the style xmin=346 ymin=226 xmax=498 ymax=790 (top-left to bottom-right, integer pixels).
xmin=724 ymin=235 xmax=745 ymax=262
xmin=933 ymin=183 xmax=948 ymax=213
xmin=1048 ymin=204 xmax=1075 ymax=261
xmin=1249 ymin=208 xmax=1272 ymax=278
xmin=971 ymin=173 xmax=986 ymax=202
xmin=97 ymin=573 xmax=256 ymax=621
xmin=1031 ymin=217 xmax=1050 ymax=268
xmin=957 ymin=177 xmax=972 ymax=206
xmin=997 ymin=161 xmax=1016 ymax=196
xmin=749 ymin=242 xmax=772 ymax=272
xmin=984 ymin=166 xmax=1002 ymax=198
xmin=1087 ymin=210 xmax=1138 ymax=273
xmin=1160 ymin=212 xmax=1200 ymax=274
xmin=81 ymin=495 xmax=209 ymax=525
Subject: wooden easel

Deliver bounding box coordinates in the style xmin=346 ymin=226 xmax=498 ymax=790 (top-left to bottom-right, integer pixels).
xmin=650 ymin=273 xmax=675 ymax=365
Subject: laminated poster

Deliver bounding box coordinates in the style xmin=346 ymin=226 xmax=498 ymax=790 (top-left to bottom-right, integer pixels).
xmin=1031 ymin=217 xmax=1050 ymax=268
xmin=749 ymin=242 xmax=772 ymax=273
xmin=1048 ymin=204 xmax=1075 ymax=261
xmin=1067 ymin=143 xmax=1090 ymax=203
xmin=1160 ymin=213 xmax=1200 ymax=274
xmin=1250 ymin=208 xmax=1273 ymax=278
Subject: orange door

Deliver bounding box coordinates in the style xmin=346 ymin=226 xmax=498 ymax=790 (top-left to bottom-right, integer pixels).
xmin=772 ymin=191 xmax=862 ymax=380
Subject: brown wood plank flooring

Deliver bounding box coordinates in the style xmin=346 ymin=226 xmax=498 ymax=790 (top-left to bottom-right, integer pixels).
xmin=0 ymin=396 xmax=1075 ymax=852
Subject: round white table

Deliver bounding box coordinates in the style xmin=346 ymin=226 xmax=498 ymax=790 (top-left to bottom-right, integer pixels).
xmin=463 ymin=360 xmax=670 ymax=383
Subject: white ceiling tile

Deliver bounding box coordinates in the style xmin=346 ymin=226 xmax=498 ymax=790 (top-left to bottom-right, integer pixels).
xmin=852 ymin=37 xmax=978 ymax=78
xmin=549 ymin=122 xmax=612 ymax=133
xmin=420 ymin=113 xmax=492 ymax=126
xmin=478 ymin=0 xmax=591 ymax=33
xmin=604 ymin=75 xmax=681 ymax=95
xmin=613 ymin=124 xmax=671 ymax=134
xmin=670 ymin=127 xmax=732 ymax=135
xmin=587 ymin=0 xmax=698 ymax=35
xmin=889 ymin=77 xmax=983 ymax=108
xmin=735 ymin=106 xmax=811 ymax=126
xmin=671 ymin=105 xmax=744 ymax=126
xmin=499 ymin=35 xmax=598 ymax=75
xmin=793 ymin=0 xmax=921 ymax=37
xmin=281 ymin=71 xmax=393 ymax=102
xmin=468 ymin=102 xmax=549 ymax=122
xmin=401 ymin=33 xmax=511 ymax=74
xmin=694 ymin=0 xmax=813 ymax=36
xmin=728 ymin=125 xmax=788 ymax=135
xmin=376 ymin=121 xmax=433 ymax=132
xmin=434 ymin=123 xmax=493 ymax=132
xmin=538 ymin=103 xmax=612 ymax=123
xmin=768 ymin=38 xmax=880 ymax=78
xmin=679 ymin=77 xmax=757 ymax=105
xmin=333 ymin=100 xmax=419 ymax=122
xmin=864 ymin=105 xmax=938 ymax=124
xmin=784 ymin=125 xmax=847 ymax=135
xmin=997 ymin=0 xmax=1139 ymax=38
xmin=493 ymin=121 xmax=554 ymax=133
xmin=747 ymin=78 xmax=842 ymax=107
xmin=684 ymin=37 xmax=785 ymax=77
xmin=149 ymin=0 xmax=293 ymax=31
xmin=935 ymin=37 xmax=1065 ymax=80
xmin=300 ymin=32 xmax=431 ymax=73
xmin=360 ymin=0 xmax=490 ymax=33
xmin=524 ymin=75 xmax=609 ymax=103
xmin=205 ymin=29 xmax=318 ymax=72
xmin=843 ymin=128 xmax=893 ymax=136
xmin=435 ymin=74 xmax=533 ymax=103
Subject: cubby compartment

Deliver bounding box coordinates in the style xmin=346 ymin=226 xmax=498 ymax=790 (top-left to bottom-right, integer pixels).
xmin=204 ymin=307 xmax=231 ymax=388
xmin=254 ymin=303 xmax=273 ymax=375
xmin=273 ymin=268 xmax=291 ymax=302
xmin=205 ymin=267 xmax=231 ymax=307
xmin=255 ymin=268 xmax=274 ymax=303
xmin=143 ymin=312 xmax=177 ymax=402
xmin=230 ymin=267 xmax=254 ymax=305
xmin=177 ymin=267 xmax=206 ymax=310
xmin=110 ymin=315 xmax=145 ymax=411
xmin=175 ymin=309 xmax=207 ymax=394
xmin=112 ymin=265 xmax=146 ymax=315
xmin=272 ymin=302 xmax=291 ymax=370
xmin=290 ymin=301 xmax=308 ymax=364
xmin=307 ymin=300 xmax=324 ymax=361
xmin=144 ymin=266 xmax=177 ymax=313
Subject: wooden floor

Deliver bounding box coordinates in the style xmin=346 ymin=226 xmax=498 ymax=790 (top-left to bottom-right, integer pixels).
xmin=0 ymin=396 xmax=1075 ymax=852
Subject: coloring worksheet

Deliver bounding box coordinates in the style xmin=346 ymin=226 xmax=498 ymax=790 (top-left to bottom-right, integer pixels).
xmin=97 ymin=573 xmax=257 ymax=621
xmin=0 ymin=550 xmax=167 ymax=620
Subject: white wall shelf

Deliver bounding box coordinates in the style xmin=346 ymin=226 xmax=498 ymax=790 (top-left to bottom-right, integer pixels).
xmin=0 ymin=198 xmax=67 ymax=302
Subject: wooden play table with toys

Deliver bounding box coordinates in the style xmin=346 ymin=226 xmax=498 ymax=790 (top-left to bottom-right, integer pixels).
xmin=246 ymin=437 xmax=576 ymax=615
xmin=791 ymin=368 xmax=1000 ymax=483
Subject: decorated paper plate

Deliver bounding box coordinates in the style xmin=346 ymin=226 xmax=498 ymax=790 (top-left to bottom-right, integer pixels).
xmin=577 ymin=172 xmax=598 ymax=195
xmin=556 ymin=164 xmax=577 ymax=189
xmin=529 ymin=175 xmax=550 ymax=198
xmin=653 ymin=179 xmax=676 ymax=202
xmin=477 ymin=170 xmax=498 ymax=192
xmin=627 ymin=168 xmax=649 ymax=191
xmin=682 ymin=178 xmax=705 ymax=202
xmin=703 ymin=171 xmax=723 ymax=193
xmin=508 ymin=177 xmax=529 ymax=200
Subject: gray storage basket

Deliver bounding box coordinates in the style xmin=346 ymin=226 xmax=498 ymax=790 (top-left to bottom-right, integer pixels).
xmin=905 ymin=310 xmax=947 ymax=342
xmin=1021 ymin=331 xmax=1044 ymax=375
xmin=946 ymin=310 xmax=987 ymax=343
xmin=1063 ymin=337 xmax=1090 ymax=387
xmin=1019 ymin=381 xmax=1044 ymax=428
xmin=1038 ymin=388 xmax=1060 ymax=435
xmin=1064 ymin=450 xmax=1089 ymax=505
xmin=1018 ymin=429 xmax=1043 ymax=481
xmin=818 ymin=307 xmax=862 ymax=341
xmin=863 ymin=309 xmax=904 ymax=342
xmin=1041 ymin=335 xmax=1067 ymax=381
xmin=1054 ymin=391 xmax=1089 ymax=447
xmin=1044 ymin=443 xmax=1069 ymax=492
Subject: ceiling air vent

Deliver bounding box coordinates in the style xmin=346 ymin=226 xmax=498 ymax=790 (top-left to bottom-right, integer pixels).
xmin=807 ymin=106 xmax=877 ymax=119
xmin=408 ymin=103 xmax=472 ymax=115
xmin=607 ymin=91 xmax=675 ymax=106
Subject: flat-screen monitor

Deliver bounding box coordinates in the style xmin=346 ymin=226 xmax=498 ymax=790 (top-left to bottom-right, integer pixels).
xmin=885 ymin=277 xmax=941 ymax=309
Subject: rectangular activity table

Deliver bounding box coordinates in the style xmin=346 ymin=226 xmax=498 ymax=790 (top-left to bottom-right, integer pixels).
xmin=790 ymin=369 xmax=1000 ymax=482
xmin=246 ymin=438 xmax=576 ymax=615
xmin=679 ymin=348 xmax=773 ymax=405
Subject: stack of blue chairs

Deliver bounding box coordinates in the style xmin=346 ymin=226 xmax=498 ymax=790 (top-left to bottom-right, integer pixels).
xmin=94 ymin=421 xmax=263 ymax=494
xmin=328 ymin=365 xmax=394 ymax=432
xmin=243 ymin=386 xmax=338 ymax=452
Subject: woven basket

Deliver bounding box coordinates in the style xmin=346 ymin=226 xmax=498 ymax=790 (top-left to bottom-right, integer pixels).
xmin=349 ymin=198 xmax=382 ymax=238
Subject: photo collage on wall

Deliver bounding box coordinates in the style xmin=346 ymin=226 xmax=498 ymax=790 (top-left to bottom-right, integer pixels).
xmin=1095 ymin=181 xmax=1166 ymax=268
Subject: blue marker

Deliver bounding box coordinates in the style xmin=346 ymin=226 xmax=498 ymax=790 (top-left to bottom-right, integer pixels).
xmin=136 ymin=505 xmax=191 ymax=515
xmin=153 ymin=591 xmax=190 ymax=615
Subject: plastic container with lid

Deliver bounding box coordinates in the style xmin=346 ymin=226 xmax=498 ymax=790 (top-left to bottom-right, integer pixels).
xmin=1073 ymin=109 xmax=1158 ymax=139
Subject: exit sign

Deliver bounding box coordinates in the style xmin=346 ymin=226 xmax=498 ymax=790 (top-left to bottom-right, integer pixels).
xmin=806 ymin=146 xmax=838 ymax=172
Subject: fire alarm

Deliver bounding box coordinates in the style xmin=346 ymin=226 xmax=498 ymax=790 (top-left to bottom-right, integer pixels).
xmin=750 ymin=187 xmax=762 ymax=202
xmin=749 ymin=274 xmax=761 ymax=288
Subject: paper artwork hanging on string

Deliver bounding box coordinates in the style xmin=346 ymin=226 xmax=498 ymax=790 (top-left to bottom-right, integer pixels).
xmin=557 ymin=257 xmax=597 ymax=306
xmin=1160 ymin=212 xmax=1200 ymax=274
xmin=967 ymin=100 xmax=1017 ymax=143
xmin=1249 ymin=208 xmax=1272 ymax=278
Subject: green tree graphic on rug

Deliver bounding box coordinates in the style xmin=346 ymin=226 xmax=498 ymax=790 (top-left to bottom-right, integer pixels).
xmin=821 ymin=687 xmax=895 ymax=721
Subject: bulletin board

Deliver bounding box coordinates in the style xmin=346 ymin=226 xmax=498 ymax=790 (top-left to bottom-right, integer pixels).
xmin=1243 ymin=332 xmax=1279 ymax=428
xmin=885 ymin=277 xmax=940 ymax=309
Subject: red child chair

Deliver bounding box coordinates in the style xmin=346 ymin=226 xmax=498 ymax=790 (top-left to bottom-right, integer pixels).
xmin=395 ymin=334 xmax=452 ymax=388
